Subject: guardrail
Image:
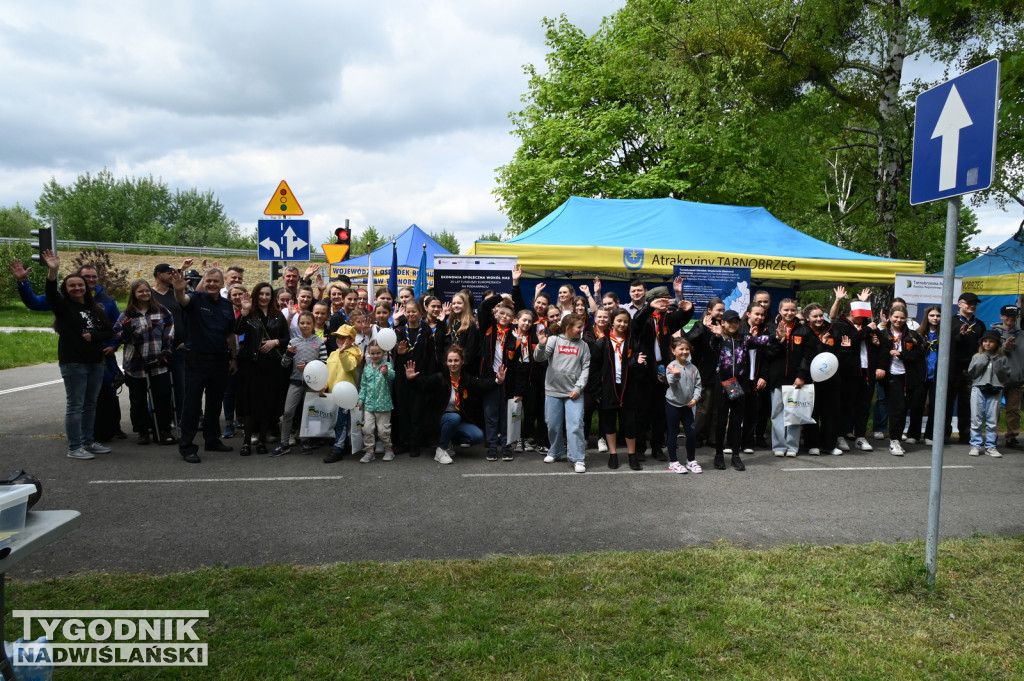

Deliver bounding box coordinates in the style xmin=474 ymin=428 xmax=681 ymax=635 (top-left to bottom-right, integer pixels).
xmin=0 ymin=237 xmax=254 ymax=258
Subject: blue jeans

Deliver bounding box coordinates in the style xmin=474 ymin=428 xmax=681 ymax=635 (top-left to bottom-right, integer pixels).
xmin=60 ymin=362 xmax=104 ymax=451
xmin=439 ymin=412 xmax=484 ymax=449
xmin=545 ymin=394 xmax=586 ymax=463
xmin=334 ymin=408 xmax=350 ymax=451
xmin=970 ymin=387 xmax=1001 ymax=449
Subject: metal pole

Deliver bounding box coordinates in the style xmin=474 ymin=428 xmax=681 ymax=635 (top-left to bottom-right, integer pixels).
xmin=926 ymin=195 xmax=960 ymax=588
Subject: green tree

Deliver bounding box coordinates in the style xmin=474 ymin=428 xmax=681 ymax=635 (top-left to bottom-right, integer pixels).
xmin=496 ymin=0 xmax=1020 ymax=266
xmin=0 ymin=204 xmax=42 ymax=238
xmin=35 ymin=170 xmax=250 ymax=248
xmin=477 ymin=232 xmax=506 ymax=243
xmin=348 ymin=226 xmax=393 ymax=256
xmin=429 ymin=229 xmax=461 ymax=254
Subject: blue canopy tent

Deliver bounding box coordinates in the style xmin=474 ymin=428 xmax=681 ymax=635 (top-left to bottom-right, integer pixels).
xmin=467 ymin=197 xmax=924 ymax=289
xmin=955 ymin=234 xmax=1024 ymax=326
xmin=330 ymin=224 xmax=452 ymax=292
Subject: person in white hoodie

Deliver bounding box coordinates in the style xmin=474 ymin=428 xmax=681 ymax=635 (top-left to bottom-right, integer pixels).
xmin=534 ymin=313 xmax=591 ymax=473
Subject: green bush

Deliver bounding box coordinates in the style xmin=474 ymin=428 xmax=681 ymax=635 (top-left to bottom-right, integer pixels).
xmin=0 ymin=240 xmax=48 ymax=306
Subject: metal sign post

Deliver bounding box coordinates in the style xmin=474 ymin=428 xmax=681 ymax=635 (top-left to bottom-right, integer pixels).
xmin=910 ymin=59 xmax=1000 ymax=588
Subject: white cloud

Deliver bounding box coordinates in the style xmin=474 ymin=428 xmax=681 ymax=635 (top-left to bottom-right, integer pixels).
xmin=2 ymin=0 xmax=1017 ymax=259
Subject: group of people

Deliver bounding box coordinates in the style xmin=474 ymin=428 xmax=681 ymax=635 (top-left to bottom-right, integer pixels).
xmin=13 ymin=250 xmax=1023 ymax=470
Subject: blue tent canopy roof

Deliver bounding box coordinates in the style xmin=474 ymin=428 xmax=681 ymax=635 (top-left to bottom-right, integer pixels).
xmin=340 ymin=224 xmax=452 ymax=268
xmin=499 ymin=196 xmax=890 ymax=261
xmin=954 ymin=233 xmax=1024 ymax=277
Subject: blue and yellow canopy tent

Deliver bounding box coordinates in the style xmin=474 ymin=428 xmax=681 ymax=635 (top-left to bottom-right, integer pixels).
xmin=956 ymin=233 xmax=1024 ymax=326
xmin=330 ymin=224 xmax=452 ymax=291
xmin=467 ymin=197 xmax=925 ymax=289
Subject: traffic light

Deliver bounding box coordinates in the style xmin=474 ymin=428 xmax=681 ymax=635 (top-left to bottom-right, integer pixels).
xmin=270 ymin=261 xmax=283 ymax=282
xmin=334 ymin=224 xmax=351 ymax=261
xmin=30 ymin=227 xmax=53 ymax=264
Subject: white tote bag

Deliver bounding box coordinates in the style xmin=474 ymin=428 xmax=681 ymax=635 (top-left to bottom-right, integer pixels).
xmin=782 ymin=384 xmax=816 ymax=426
xmin=506 ymin=399 xmax=523 ymax=445
xmin=299 ymin=393 xmax=339 ymax=439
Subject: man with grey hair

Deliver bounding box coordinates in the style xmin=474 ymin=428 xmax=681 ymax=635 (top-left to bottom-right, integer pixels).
xmin=172 ymin=263 xmax=238 ymax=463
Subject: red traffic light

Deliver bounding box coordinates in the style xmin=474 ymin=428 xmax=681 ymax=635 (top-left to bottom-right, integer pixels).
xmin=334 ymin=227 xmax=350 ymax=242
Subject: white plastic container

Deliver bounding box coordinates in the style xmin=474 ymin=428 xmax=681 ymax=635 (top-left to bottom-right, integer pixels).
xmin=0 ymin=484 xmax=34 ymax=533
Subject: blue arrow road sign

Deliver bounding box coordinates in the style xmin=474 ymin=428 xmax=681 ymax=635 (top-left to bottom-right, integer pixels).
xmin=257 ymin=220 xmax=310 ymax=261
xmin=910 ymin=59 xmax=999 ymax=205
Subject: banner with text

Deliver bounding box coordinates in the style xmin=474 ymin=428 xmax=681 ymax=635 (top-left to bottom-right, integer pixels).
xmin=433 ymin=256 xmax=517 ymax=307
xmin=674 ymin=265 xmax=752 ymax=318
xmin=894 ymin=272 xmax=962 ymax=323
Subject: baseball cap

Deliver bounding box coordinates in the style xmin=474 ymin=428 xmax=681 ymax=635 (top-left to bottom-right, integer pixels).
xmin=1001 ymin=305 xmax=1019 ymax=316
xmin=332 ymin=324 xmax=357 ymax=339
xmin=958 ymin=292 xmax=980 ymax=305
xmin=722 ymin=310 xmax=741 ymax=322
xmin=645 ymin=286 xmax=671 ymax=302
xmin=154 ymin=263 xmax=175 ymax=276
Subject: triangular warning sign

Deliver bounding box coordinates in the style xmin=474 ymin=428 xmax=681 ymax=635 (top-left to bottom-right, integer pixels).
xmin=263 ymin=181 xmax=304 ymax=216
xmin=322 ymin=244 xmax=350 ymax=263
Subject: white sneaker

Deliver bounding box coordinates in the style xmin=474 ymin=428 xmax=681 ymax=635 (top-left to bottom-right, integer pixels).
xmin=855 ymin=437 xmax=873 ymax=452
xmin=872 ymin=431 xmax=885 ymax=440
xmin=923 ymin=438 xmax=934 ymax=446
xmin=808 ymin=448 xmax=821 ymax=456
xmin=522 ymin=440 xmax=535 ymax=451
xmin=904 ymin=438 xmax=916 ymax=445
xmin=668 ymin=461 xmax=688 ymax=473
xmin=574 ymin=461 xmax=586 ymax=473
xmin=987 ymin=447 xmax=1002 ymax=458
xmin=742 ymin=448 xmax=754 ymax=454
xmin=513 ymin=439 xmax=525 ymax=453
xmin=785 ymin=451 xmax=797 ymax=457
xmin=774 ymin=450 xmax=785 ymax=457
xmin=382 ymin=449 xmax=395 ymax=461
xmin=597 ymin=437 xmax=609 ymax=453
xmin=543 ymin=454 xmax=556 ymax=463
xmin=968 ymin=446 xmax=981 ymax=456
xmin=685 ymin=460 xmax=703 ymax=474
xmin=67 ymin=448 xmax=94 ymax=460
xmin=359 ymin=452 xmax=375 ymax=463
xmin=723 ymin=448 xmax=733 ymax=455
xmin=836 ymin=437 xmax=851 ymax=452
xmin=889 ymin=439 xmax=904 ymax=456
xmin=831 ymin=448 xmax=843 ymax=456
xmin=434 ymin=447 xmax=453 ymax=464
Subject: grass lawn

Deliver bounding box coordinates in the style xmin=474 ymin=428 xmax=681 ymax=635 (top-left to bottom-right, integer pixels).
xmin=6 ymin=538 xmax=1024 ymax=679
xmin=0 ymin=331 xmax=57 ymax=369
xmin=0 ymin=304 xmax=54 ymax=328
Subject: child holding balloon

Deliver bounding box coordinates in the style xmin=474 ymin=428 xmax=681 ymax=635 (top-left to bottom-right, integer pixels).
xmin=272 ymin=311 xmax=329 ymax=457
xmin=323 ymin=324 xmax=364 ymax=463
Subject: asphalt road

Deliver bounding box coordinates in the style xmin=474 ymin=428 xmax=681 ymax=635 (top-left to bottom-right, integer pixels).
xmin=2 ymin=362 xmax=1022 ymax=580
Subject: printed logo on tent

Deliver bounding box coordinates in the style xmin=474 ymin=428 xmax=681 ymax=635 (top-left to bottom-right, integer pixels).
xmin=623 ymin=248 xmax=644 ymax=271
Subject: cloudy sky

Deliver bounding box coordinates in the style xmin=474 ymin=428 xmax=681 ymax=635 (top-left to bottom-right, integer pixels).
xmin=1 ymin=1 xmax=1017 ymax=256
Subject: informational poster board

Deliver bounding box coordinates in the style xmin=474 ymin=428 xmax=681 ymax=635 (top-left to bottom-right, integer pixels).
xmin=433 ymin=256 xmax=518 ymax=306
xmin=894 ymin=273 xmax=962 ymax=323
xmin=673 ymin=265 xmax=752 ymax=318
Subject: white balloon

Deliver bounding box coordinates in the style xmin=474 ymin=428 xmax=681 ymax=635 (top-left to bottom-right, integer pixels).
xmin=331 ymin=381 xmax=359 ymax=410
xmin=810 ymin=352 xmax=838 ymax=382
xmin=376 ymin=327 xmax=398 ymax=352
xmin=302 ymin=360 xmax=328 ymax=392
